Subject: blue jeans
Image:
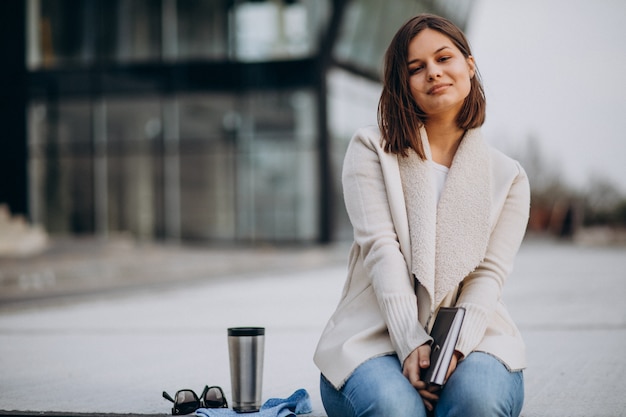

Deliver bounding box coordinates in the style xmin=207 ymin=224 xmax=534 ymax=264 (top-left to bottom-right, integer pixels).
xmin=320 ymin=352 xmax=524 ymax=417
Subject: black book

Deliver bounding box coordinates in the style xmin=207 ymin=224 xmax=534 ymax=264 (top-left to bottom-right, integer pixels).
xmin=422 ymin=307 xmax=466 ymax=387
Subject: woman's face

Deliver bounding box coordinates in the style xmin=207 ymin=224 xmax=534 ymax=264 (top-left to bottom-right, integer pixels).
xmin=407 ymin=28 xmax=475 ymax=121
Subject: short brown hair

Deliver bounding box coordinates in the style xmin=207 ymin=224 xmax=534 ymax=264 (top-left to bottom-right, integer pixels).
xmin=378 ymin=14 xmax=486 ymax=157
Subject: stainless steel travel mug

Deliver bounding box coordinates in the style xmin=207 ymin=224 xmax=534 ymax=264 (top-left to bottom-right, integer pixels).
xmin=227 ymin=327 xmax=265 ymax=413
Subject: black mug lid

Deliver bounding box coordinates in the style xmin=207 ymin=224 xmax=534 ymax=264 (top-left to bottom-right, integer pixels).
xmin=228 ymin=327 xmax=265 ymax=337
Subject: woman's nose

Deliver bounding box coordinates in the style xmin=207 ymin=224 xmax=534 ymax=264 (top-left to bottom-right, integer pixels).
xmin=427 ymin=64 xmax=442 ymax=81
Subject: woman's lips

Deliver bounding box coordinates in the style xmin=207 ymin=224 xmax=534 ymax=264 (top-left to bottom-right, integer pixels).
xmin=428 ymin=84 xmax=451 ymax=95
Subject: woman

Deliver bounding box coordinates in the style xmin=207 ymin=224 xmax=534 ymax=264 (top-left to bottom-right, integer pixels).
xmin=314 ymin=14 xmax=529 ymax=417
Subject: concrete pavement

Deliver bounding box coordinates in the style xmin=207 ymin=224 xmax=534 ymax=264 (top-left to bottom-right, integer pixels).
xmin=0 ymin=236 xmax=625 ymax=416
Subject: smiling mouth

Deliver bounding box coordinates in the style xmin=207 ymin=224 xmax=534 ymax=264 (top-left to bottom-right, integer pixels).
xmin=428 ymin=84 xmax=450 ymax=95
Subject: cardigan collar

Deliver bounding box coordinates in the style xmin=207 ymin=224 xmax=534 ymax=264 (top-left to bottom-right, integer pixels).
xmin=398 ymin=127 xmax=492 ymax=308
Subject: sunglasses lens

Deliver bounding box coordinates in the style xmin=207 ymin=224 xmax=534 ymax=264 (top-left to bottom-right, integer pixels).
xmin=204 ymin=387 xmax=227 ymax=408
xmin=176 ymin=390 xmax=199 ymax=403
xmin=173 ymin=390 xmax=200 ymax=415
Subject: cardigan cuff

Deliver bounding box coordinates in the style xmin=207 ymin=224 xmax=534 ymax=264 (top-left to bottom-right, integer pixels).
xmin=379 ymin=293 xmax=432 ymax=364
xmin=455 ymin=303 xmax=489 ymax=357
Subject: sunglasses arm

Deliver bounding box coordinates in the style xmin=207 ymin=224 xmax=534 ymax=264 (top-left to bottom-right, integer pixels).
xmin=162 ymin=391 xmax=176 ymax=404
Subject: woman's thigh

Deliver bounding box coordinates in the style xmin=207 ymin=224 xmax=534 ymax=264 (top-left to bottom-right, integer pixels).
xmin=320 ymin=354 xmax=427 ymax=417
xmin=436 ymin=352 xmax=524 ymax=417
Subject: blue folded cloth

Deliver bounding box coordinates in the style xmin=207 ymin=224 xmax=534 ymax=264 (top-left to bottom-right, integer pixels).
xmin=195 ymin=388 xmax=312 ymax=417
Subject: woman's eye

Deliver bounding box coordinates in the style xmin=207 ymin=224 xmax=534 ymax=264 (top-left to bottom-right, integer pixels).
xmin=438 ymin=56 xmax=451 ymax=62
xmin=409 ymin=66 xmax=423 ymax=74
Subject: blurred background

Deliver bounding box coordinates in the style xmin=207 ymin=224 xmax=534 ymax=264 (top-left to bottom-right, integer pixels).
xmin=1 ymin=0 xmax=625 ymax=256
xmin=1 ymin=2 xmax=625 ymax=415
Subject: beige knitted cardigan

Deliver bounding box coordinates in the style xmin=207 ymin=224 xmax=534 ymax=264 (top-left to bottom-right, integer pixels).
xmin=314 ymin=125 xmax=530 ymax=389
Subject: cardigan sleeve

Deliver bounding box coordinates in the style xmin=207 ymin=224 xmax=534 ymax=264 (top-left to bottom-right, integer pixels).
xmin=342 ymin=128 xmax=431 ymax=364
xmin=454 ymin=161 xmax=531 ymax=357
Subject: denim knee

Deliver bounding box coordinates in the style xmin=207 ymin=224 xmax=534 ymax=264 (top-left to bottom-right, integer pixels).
xmin=435 ymin=352 xmax=524 ymax=417
xmin=360 ymin=377 xmax=424 ymax=417
xmin=320 ymin=355 xmax=427 ymax=417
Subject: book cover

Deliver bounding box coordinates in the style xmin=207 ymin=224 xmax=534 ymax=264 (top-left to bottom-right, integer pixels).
xmin=422 ymin=306 xmax=466 ymax=387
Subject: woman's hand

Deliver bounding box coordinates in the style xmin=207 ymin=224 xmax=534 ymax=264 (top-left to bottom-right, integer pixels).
xmin=403 ymin=344 xmax=439 ymax=412
xmin=445 ymin=350 xmax=463 ymax=382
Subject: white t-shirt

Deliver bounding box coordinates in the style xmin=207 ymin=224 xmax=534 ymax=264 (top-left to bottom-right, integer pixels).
xmin=429 ymin=160 xmax=449 ymax=203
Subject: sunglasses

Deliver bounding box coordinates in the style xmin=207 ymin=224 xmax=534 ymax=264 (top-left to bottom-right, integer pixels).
xmin=163 ymin=385 xmax=228 ymax=415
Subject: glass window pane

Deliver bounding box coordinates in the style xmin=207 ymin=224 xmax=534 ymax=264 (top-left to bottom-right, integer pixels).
xmin=236 ymin=90 xmax=318 ymax=241
xmin=174 ymin=0 xmax=229 ymax=60
xmin=29 ymin=0 xmax=332 ymax=67
xmin=105 ymin=97 xmax=163 ymax=239
xmin=333 ymin=0 xmax=436 ymax=78
xmin=177 ymin=90 xmax=319 ymax=242
xmin=30 ymin=0 xmax=163 ymax=67
xmin=28 ymin=99 xmax=94 ymax=233
xmin=100 ymin=0 xmax=162 ymax=63
xmin=178 ymin=93 xmax=237 ymax=241
xmin=31 ymin=0 xmax=96 ymax=68
xmin=233 ymin=0 xmax=329 ymax=61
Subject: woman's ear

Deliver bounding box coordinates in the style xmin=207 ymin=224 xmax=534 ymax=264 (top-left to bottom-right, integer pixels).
xmin=467 ymin=56 xmax=476 ymax=79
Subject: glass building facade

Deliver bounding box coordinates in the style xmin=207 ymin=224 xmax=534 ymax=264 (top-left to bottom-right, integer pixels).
xmin=8 ymin=0 xmax=474 ymax=244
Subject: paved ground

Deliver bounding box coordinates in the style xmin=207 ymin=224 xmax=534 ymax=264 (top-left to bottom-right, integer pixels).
xmin=0 ymin=236 xmax=625 ymax=416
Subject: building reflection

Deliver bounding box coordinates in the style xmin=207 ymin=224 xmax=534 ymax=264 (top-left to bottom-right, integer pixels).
xmin=14 ymin=0 xmax=474 ymax=244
